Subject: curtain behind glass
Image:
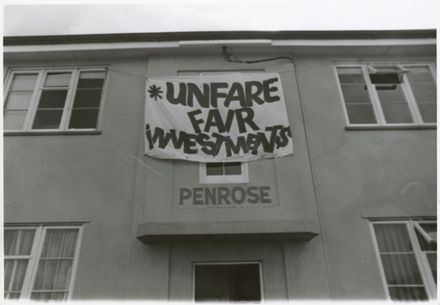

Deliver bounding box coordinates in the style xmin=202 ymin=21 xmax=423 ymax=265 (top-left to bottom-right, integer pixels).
xmin=4 ymin=229 xmax=36 ymax=299
xmin=31 ymin=229 xmax=78 ymax=301
xmin=374 ymin=224 xmax=428 ymax=300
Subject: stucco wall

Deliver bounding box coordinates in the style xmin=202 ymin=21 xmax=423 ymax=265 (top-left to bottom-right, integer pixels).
xmin=295 ymin=55 xmax=436 ymax=298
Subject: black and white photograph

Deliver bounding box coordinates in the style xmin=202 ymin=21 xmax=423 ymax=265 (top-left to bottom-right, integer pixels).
xmin=2 ymin=0 xmax=438 ymax=303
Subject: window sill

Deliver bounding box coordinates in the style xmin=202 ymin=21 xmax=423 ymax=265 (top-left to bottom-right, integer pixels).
xmin=345 ymin=124 xmax=436 ymax=131
xmin=4 ymin=130 xmax=102 ymax=136
xmin=199 ymin=177 xmax=250 ymax=184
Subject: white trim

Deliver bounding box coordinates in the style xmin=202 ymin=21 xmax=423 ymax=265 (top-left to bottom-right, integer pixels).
xmin=179 ymin=39 xmax=272 ymax=47
xmin=192 ymin=261 xmax=264 ymax=301
xmin=67 ymin=225 xmax=84 ymax=300
xmin=199 ymin=162 xmax=249 ymax=184
xmin=25 ymin=227 xmax=47 ymax=299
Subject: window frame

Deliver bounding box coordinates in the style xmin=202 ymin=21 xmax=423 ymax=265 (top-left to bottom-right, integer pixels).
xmin=199 ymin=162 xmax=249 ymax=184
xmin=334 ymin=62 xmax=436 ymax=128
xmin=369 ymin=220 xmax=437 ymax=300
xmin=4 ymin=224 xmax=84 ymax=300
xmin=3 ymin=67 xmax=108 ymax=133
xmin=192 ymin=261 xmax=264 ymax=302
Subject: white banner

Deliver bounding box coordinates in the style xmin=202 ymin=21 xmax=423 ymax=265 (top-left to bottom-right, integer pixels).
xmin=145 ymin=73 xmax=293 ymax=162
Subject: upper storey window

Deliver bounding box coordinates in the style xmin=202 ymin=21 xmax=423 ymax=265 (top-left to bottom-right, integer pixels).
xmin=336 ymin=64 xmax=436 ymax=127
xmin=4 ymin=68 xmax=107 ymax=132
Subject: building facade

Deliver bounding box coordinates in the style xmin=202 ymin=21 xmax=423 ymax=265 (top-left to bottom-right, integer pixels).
xmin=3 ymin=30 xmax=437 ymax=301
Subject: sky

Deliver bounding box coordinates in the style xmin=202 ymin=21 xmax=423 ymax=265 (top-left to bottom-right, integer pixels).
xmin=3 ymin=0 xmax=440 ymax=36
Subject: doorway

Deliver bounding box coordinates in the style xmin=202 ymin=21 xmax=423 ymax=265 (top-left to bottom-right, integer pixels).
xmin=193 ymin=262 xmax=263 ymax=302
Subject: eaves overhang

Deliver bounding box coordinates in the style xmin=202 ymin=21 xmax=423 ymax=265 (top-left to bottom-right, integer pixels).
xmin=3 ymin=29 xmax=436 ymax=46
xmin=3 ymin=30 xmax=436 ymax=60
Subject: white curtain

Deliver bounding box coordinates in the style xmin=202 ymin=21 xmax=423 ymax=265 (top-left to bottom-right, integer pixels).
xmin=374 ymin=224 xmax=427 ymax=300
xmin=4 ymin=229 xmax=35 ymax=299
xmin=32 ymin=229 xmax=78 ymax=300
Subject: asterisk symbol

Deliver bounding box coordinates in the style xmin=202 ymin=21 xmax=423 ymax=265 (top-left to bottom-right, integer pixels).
xmin=148 ymin=84 xmax=163 ymax=101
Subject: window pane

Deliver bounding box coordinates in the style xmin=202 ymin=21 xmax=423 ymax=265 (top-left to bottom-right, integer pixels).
xmin=337 ymin=67 xmax=365 ymax=83
xmin=337 ymin=67 xmax=377 ymax=124
xmin=370 ymin=73 xmax=401 ymax=84
xmin=44 ymin=72 xmax=71 ymax=87
xmin=4 ymin=229 xmax=35 ymax=255
xmin=405 ymin=66 xmax=434 ymax=83
xmin=19 ymin=230 xmax=36 ymax=255
xmin=72 ymin=89 xmax=102 ymax=108
xmin=6 ymin=92 xmax=33 ymax=110
xmin=381 ymin=254 xmax=423 ymax=285
xmin=37 ymin=90 xmax=68 ymax=108
xmin=41 ymin=229 xmax=78 ymax=258
xmin=376 ymin=85 xmax=413 ymax=123
xmin=206 ymin=163 xmax=224 ymax=176
xmin=345 ymin=104 xmax=376 ymax=124
xmin=405 ymin=66 xmax=436 ymax=123
xmin=4 ymin=110 xmax=27 ymax=130
xmin=410 ymin=83 xmax=436 ymax=102
xmin=224 ymin=162 xmax=242 ymax=175
xmin=32 ymin=110 xmax=63 ymax=129
xmin=375 ymin=84 xmax=406 ymax=102
xmin=4 ymin=260 xmax=14 ymax=290
xmin=77 ymin=71 xmax=105 ymax=88
xmin=417 ymin=103 xmax=436 ymax=123
xmin=10 ymin=73 xmax=38 ymax=91
xmin=374 ymin=224 xmax=412 ymax=252
xmin=410 ymin=84 xmax=436 ymax=123
xmin=10 ymin=260 xmax=29 ymax=291
xmin=31 ymin=292 xmax=67 ymax=301
xmin=33 ymin=260 xmax=73 ymax=290
xmin=4 ymin=230 xmax=19 ymax=255
xmin=341 ymin=85 xmax=371 ymax=104
xmin=4 ymin=260 xmax=29 ymax=293
xmin=68 ymin=109 xmax=99 ymax=129
xmin=426 ymin=253 xmax=437 ymax=283
xmin=388 ymin=287 xmax=428 ymax=301
xmin=380 ymin=104 xmax=413 ymax=124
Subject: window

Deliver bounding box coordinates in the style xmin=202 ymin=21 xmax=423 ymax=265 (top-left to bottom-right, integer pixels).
xmin=4 ymin=225 xmax=83 ymax=300
xmin=200 ymin=162 xmax=249 ymax=184
xmin=194 ymin=262 xmax=263 ymax=302
xmin=371 ymin=220 xmax=437 ymax=300
xmin=336 ymin=63 xmax=436 ymax=126
xmin=4 ymin=68 xmax=107 ymax=132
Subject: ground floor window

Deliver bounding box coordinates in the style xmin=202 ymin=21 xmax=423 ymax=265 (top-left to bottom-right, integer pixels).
xmin=194 ymin=262 xmax=262 ymax=302
xmin=371 ymin=220 xmax=437 ymax=300
xmin=4 ymin=225 xmax=83 ymax=301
